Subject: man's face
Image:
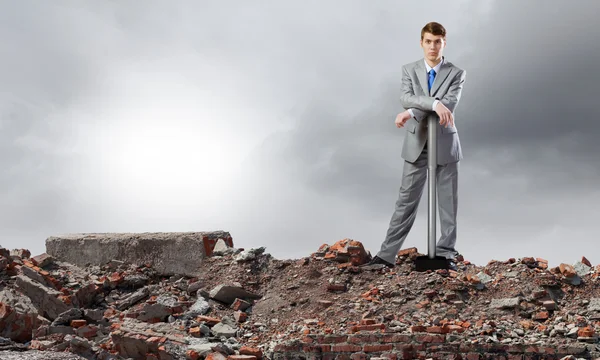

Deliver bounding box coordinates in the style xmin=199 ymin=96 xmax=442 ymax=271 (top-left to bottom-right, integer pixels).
xmin=420 ymin=32 xmax=445 ymax=62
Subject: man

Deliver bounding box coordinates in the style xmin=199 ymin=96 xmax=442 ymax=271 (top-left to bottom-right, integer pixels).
xmin=365 ymin=22 xmax=466 ymax=271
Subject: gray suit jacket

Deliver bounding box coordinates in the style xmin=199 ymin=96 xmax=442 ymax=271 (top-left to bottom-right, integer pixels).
xmin=399 ymin=57 xmax=466 ymax=165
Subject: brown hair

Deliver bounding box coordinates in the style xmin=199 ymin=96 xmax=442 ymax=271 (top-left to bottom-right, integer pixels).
xmin=421 ymin=22 xmax=446 ymax=40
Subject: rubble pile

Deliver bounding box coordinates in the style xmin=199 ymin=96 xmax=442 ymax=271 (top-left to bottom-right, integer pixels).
xmin=1 ymin=238 xmax=600 ymax=359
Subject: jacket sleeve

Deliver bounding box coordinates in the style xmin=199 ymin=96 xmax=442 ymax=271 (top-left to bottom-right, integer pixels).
xmin=439 ymin=69 xmax=466 ymax=113
xmin=399 ymin=65 xmax=437 ymax=111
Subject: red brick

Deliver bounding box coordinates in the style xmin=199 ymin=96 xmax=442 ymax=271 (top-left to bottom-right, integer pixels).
xmin=378 ymin=354 xmax=398 ymax=360
xmin=231 ymin=298 xmax=251 ymax=311
xmin=446 ymin=325 xmax=465 ymax=333
xmin=381 ymin=334 xmax=412 ymax=343
xmin=350 ymin=354 xmax=368 ymax=360
xmin=426 ymin=325 xmax=449 ymax=334
xmin=206 ymin=354 xmax=227 ymax=360
xmin=578 ymin=326 xmax=595 ymax=337
xmin=558 ymin=263 xmax=576 ymax=277
xmin=582 ymin=256 xmax=592 ymax=267
xmin=327 ymin=283 xmax=347 ymax=292
xmin=345 ymin=336 xmax=363 ymax=344
xmin=186 ymin=350 xmax=200 ymax=360
xmin=321 ymin=335 xmax=348 ymax=343
xmin=397 ymin=247 xmax=418 ymax=256
xmin=363 ymin=344 xmax=393 ymax=352
xmin=239 ymin=346 xmax=262 ymax=358
xmin=146 ymin=337 xmax=162 ymax=344
xmin=532 ymin=311 xmax=549 ymax=321
xmin=233 ymin=311 xmax=247 ymax=323
xmin=197 ymin=315 xmax=220 ymax=325
xmin=330 ymin=344 xmax=362 ymax=352
xmin=410 ymin=325 xmax=426 ymax=333
xmin=414 ymin=334 xmax=445 ymax=343
xmin=302 ymin=344 xmax=330 ymax=353
xmin=70 ymin=319 xmax=87 ymax=328
xmin=188 ymin=327 xmax=201 ymax=337
xmin=541 ymin=346 xmax=556 ymax=355
xmin=75 ymin=325 xmax=97 ymax=339
xmin=350 ymin=324 xmax=385 ymax=333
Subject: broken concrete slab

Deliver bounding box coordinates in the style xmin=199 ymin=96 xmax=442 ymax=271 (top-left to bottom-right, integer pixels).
xmin=0 ymin=289 xmax=44 ymax=342
xmin=588 ymin=298 xmax=600 ymax=312
xmin=209 ymin=284 xmax=262 ymax=305
xmin=116 ymin=286 xmax=151 ymax=311
xmin=31 ymin=253 xmax=54 ymax=268
xmin=45 ymin=231 xmax=234 ymax=276
xmin=14 ymin=275 xmax=72 ymax=321
xmin=573 ymin=261 xmax=592 ymax=277
xmin=490 ymin=297 xmax=521 ymax=309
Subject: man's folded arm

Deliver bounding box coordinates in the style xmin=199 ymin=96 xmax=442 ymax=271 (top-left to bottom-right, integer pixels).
xmin=438 ymin=70 xmax=466 ymax=113
xmin=404 ymin=68 xmax=466 ymax=121
xmin=399 ymin=65 xmax=437 ymax=111
xmin=407 ymin=108 xmax=430 ymax=122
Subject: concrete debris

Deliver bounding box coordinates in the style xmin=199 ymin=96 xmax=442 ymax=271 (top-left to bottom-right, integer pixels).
xmin=1 ymin=238 xmax=600 ymax=359
xmin=45 ymin=231 xmax=233 ymax=276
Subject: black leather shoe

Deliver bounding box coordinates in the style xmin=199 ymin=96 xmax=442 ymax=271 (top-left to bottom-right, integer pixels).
xmin=362 ymin=255 xmax=395 ymax=268
xmin=447 ymin=259 xmax=458 ymax=271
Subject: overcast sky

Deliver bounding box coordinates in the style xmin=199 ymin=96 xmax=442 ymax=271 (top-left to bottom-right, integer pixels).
xmin=1 ymin=0 xmax=598 ymax=268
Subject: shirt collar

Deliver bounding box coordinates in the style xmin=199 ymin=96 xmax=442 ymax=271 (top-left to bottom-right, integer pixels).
xmin=424 ymin=56 xmax=445 ymax=73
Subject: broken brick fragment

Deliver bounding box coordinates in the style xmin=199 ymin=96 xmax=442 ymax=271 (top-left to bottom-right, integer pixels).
xmin=313 ymin=238 xmax=370 ymax=265
xmin=189 ymin=327 xmax=202 ymax=337
xmin=532 ymin=311 xmax=549 ymax=321
xmin=581 ymin=256 xmax=592 ymax=267
xmin=327 ymin=283 xmax=347 ymax=292
xmin=397 ymin=247 xmax=418 ymax=257
xmin=197 ymin=315 xmax=220 ymax=326
xmin=239 ymin=346 xmax=263 ymax=359
xmin=70 ymin=319 xmax=87 ymax=328
xmin=234 ymin=311 xmax=247 ymax=323
xmin=578 ymin=326 xmax=595 ymax=337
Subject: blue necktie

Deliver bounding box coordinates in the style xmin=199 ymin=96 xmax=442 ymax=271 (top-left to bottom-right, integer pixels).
xmin=428 ymin=69 xmax=436 ymax=92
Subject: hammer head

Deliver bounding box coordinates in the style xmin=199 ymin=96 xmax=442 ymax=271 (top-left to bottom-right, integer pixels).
xmin=414 ymin=255 xmax=449 ymax=272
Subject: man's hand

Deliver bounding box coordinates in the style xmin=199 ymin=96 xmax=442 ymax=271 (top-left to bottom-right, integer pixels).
xmin=395 ymin=111 xmax=411 ymax=128
xmin=435 ymin=102 xmax=454 ymax=127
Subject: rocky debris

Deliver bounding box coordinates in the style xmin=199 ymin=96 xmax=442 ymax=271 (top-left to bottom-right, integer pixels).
xmin=234 ymin=247 xmax=266 ymax=263
xmin=0 ymin=350 xmax=87 ymax=360
xmin=311 ymin=238 xmax=370 ymax=265
xmin=211 ymin=239 xmax=236 ymax=257
xmin=1 ymin=240 xmax=600 ymax=358
xmin=15 ymin=275 xmax=72 ymax=320
xmin=208 ymin=284 xmax=262 ymax=305
xmin=0 ymin=288 xmax=46 ymax=342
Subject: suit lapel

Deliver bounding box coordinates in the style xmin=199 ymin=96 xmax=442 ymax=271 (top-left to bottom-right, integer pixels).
xmin=416 ymin=60 xmax=430 ymax=95
xmin=430 ymin=59 xmax=452 ymax=96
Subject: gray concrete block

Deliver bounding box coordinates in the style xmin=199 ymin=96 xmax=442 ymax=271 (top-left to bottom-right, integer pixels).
xmin=45 ymin=231 xmax=233 ymax=276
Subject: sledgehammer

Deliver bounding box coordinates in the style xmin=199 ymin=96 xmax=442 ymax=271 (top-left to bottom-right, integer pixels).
xmin=414 ymin=116 xmax=449 ymax=272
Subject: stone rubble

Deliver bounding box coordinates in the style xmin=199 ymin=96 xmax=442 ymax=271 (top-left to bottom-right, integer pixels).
xmin=0 ymin=238 xmax=600 ymax=359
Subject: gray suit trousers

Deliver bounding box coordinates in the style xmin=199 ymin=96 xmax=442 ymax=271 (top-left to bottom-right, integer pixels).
xmin=376 ymin=140 xmax=459 ymax=263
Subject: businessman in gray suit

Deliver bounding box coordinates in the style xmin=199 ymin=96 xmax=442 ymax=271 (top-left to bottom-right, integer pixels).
xmin=365 ymin=22 xmax=466 ymax=271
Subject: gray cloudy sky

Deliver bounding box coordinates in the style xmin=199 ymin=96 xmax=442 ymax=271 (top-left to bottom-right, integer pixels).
xmin=1 ymin=0 xmax=598 ymax=268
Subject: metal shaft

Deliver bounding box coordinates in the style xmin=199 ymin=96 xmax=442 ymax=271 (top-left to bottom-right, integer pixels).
xmin=427 ymin=117 xmax=437 ymax=259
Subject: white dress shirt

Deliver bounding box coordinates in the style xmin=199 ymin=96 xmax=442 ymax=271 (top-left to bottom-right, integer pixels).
xmin=407 ymin=57 xmax=444 ymax=119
